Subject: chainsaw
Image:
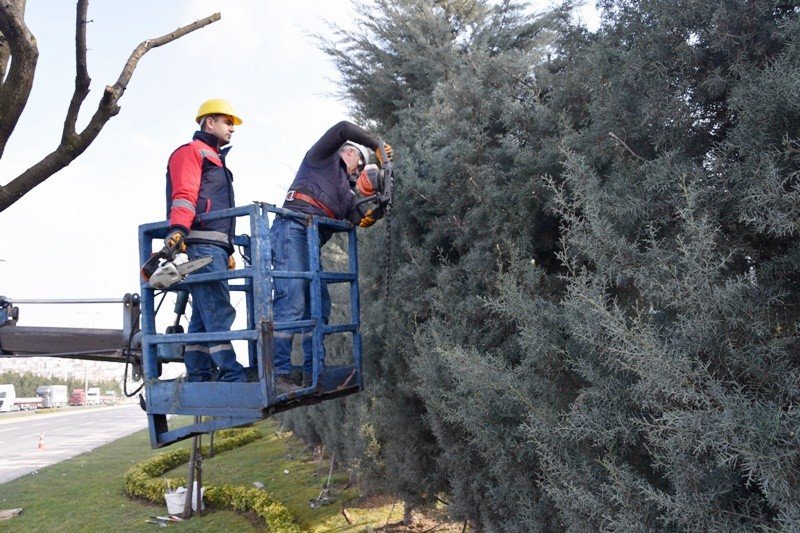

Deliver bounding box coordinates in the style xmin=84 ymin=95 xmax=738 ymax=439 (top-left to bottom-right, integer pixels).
xmin=353 ymin=142 xmax=394 ymax=218
xmin=141 ymin=251 xmax=211 ymax=290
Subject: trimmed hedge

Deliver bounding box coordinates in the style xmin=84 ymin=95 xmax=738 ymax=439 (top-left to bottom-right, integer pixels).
xmin=124 ymin=427 xmax=300 ymax=532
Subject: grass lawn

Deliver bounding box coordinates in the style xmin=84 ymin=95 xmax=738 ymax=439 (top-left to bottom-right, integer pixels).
xmin=0 ymin=417 xmax=404 ymax=532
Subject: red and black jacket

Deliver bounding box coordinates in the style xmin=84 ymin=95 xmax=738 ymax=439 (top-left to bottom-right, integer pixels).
xmin=165 ymin=131 xmax=235 ymax=253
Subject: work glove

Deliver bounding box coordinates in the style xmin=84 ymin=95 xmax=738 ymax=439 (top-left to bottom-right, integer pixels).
xmin=163 ymin=227 xmax=188 ymax=259
xmin=358 ymin=206 xmax=384 ymax=228
xmin=228 ymin=255 xmax=236 ymax=270
xmin=375 ymin=143 xmax=393 ymax=167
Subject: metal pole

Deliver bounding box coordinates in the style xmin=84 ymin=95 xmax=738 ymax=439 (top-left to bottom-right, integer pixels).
xmin=5 ymin=298 xmax=126 ymax=304
xmin=183 ymin=431 xmax=198 ymax=518
xmin=195 ymin=432 xmax=203 ymax=516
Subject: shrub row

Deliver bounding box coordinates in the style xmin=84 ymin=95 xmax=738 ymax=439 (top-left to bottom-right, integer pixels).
xmin=124 ymin=427 xmax=300 ymax=532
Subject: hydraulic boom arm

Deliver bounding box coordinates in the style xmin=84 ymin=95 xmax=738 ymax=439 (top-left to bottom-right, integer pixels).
xmin=0 ymin=295 xmax=142 ymax=377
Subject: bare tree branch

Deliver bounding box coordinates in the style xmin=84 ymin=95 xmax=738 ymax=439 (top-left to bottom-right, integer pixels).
xmin=62 ymin=0 xmax=90 ymax=140
xmin=0 ymin=0 xmax=26 ymax=82
xmin=0 ymin=0 xmax=38 ymax=160
xmin=0 ymin=10 xmax=221 ymax=212
xmin=110 ymin=12 xmax=221 ymax=102
xmin=0 ymin=29 xmax=10 ymax=82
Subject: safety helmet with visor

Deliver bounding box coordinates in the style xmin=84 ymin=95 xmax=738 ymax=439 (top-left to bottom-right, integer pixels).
xmin=342 ymin=142 xmax=370 ymax=174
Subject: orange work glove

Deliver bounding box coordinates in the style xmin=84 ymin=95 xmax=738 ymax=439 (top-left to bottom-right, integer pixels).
xmin=359 ymin=209 xmax=378 ymax=228
xmin=164 ymin=228 xmax=187 ymax=257
xmin=359 ymin=204 xmax=386 ymax=228
xmin=375 ymin=143 xmax=392 ymax=167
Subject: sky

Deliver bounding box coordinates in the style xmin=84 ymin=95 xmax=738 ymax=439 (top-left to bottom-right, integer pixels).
xmin=0 ymin=1 xmax=598 ymax=337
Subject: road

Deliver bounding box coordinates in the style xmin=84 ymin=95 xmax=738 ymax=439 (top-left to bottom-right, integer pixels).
xmin=0 ymin=403 xmax=148 ymax=484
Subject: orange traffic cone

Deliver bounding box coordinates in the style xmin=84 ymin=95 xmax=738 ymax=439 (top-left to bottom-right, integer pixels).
xmin=36 ymin=432 xmax=45 ymax=451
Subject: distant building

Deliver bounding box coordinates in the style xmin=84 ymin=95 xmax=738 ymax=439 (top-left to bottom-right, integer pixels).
xmin=0 ymin=357 xmax=123 ymax=384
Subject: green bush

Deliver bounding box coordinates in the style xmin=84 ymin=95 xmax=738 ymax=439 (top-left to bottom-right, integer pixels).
xmin=124 ymin=427 xmax=300 ymax=531
xmin=205 ymin=484 xmax=299 ymax=531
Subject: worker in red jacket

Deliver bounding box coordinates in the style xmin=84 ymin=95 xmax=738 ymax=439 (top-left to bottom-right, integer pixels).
xmin=163 ymin=99 xmax=246 ymax=382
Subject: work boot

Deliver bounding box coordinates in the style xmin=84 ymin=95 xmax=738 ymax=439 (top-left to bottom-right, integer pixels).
xmin=302 ymin=372 xmax=313 ymax=388
xmin=275 ymin=374 xmax=301 ymax=394
xmin=289 ymin=367 xmax=304 ymax=386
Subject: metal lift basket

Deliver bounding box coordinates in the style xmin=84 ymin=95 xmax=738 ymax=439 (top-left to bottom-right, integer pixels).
xmin=138 ymin=202 xmax=363 ymax=448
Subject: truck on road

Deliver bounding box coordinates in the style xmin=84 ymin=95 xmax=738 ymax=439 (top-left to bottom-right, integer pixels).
xmin=36 ymin=385 xmax=68 ymax=408
xmin=70 ymin=387 xmax=104 ymax=406
xmin=0 ymin=385 xmax=42 ymax=411
xmin=101 ymin=390 xmax=118 ymax=405
xmin=0 ymin=384 xmax=15 ymax=412
xmin=69 ymin=388 xmax=86 ymax=406
xmin=86 ymin=387 xmax=101 ymax=406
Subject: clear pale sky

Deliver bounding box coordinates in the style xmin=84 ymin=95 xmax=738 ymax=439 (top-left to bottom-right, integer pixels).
xmin=0 ymin=1 xmax=596 ymax=335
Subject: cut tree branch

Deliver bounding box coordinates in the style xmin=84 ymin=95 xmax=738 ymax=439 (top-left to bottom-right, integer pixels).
xmin=109 ymin=12 xmax=222 ymax=109
xmin=0 ymin=10 xmax=221 ymax=212
xmin=608 ymin=131 xmax=645 ymax=161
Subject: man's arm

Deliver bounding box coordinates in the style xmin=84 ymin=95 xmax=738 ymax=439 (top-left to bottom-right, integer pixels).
xmin=167 ymin=145 xmax=202 ymax=233
xmin=305 ymin=121 xmax=381 ymax=167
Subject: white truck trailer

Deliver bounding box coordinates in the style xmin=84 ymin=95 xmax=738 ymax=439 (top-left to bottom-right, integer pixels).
xmin=36 ymin=385 xmax=69 ymax=408
xmin=0 ymin=385 xmax=41 ymax=411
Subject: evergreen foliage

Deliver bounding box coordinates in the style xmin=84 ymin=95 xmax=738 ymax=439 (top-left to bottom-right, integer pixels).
xmin=284 ymin=0 xmax=800 ymax=529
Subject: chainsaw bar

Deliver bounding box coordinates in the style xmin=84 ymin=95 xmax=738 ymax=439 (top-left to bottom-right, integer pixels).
xmin=148 ymin=255 xmax=213 ymax=289
xmin=176 ymin=256 xmax=212 ymax=276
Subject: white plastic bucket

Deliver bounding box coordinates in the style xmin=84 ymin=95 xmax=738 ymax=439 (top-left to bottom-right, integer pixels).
xmin=164 ymin=490 xmax=184 ymax=515
xmin=164 ymin=482 xmax=205 ymax=514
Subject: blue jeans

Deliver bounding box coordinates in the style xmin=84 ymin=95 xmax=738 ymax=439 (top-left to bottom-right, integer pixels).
xmin=270 ymin=217 xmax=330 ymax=375
xmin=184 ymin=243 xmax=246 ymax=382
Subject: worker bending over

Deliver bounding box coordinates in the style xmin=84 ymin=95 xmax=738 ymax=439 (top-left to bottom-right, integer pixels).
xmin=273 ymin=120 xmax=392 ymax=391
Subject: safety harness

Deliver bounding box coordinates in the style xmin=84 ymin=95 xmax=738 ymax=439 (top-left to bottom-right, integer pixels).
xmin=285 ymin=190 xmax=336 ymax=219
